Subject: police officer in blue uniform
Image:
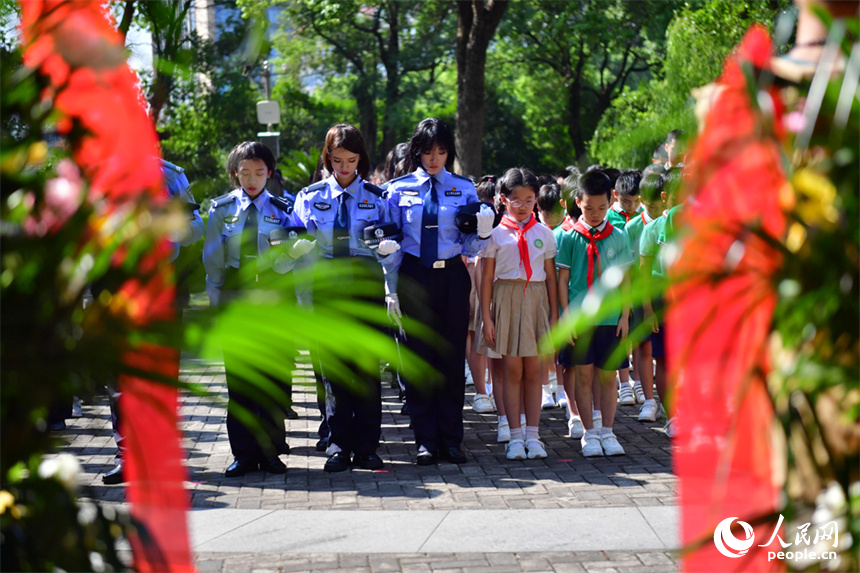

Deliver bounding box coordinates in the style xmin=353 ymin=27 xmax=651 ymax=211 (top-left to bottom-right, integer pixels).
xmin=294 ymin=124 xmax=401 ymax=473
xmin=385 ymin=117 xmax=495 ymax=466
xmin=203 ymin=141 xmax=307 ymax=478
xmin=101 ymin=158 xmax=206 ymax=485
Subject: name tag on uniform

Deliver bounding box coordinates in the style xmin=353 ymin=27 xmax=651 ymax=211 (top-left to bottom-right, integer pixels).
xmin=314 ymin=202 xmax=332 ymax=211
xmin=403 ymin=190 xmax=419 ymax=196
xmin=264 ymin=215 xmax=281 ymax=224
xmin=224 ymin=215 xmax=239 ymax=223
xmin=445 ymin=190 xmax=462 ymax=197
xmin=357 ymin=202 xmax=376 ymax=209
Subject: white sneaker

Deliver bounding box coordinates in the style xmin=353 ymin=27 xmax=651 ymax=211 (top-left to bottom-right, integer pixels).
xmin=72 ymin=396 xmax=83 ymax=418
xmin=548 ymin=369 xmax=558 ymax=388
xmin=618 ymin=382 xmax=635 ymax=405
xmin=593 ymin=411 xmax=602 ymax=429
xmin=506 ymin=438 xmax=526 ymax=460
xmin=497 ymin=419 xmax=511 ymax=443
xmin=600 ymin=431 xmax=625 ymax=456
xmin=472 ymin=393 xmax=495 ymax=413
xmin=556 ymin=388 xmax=568 ymax=409
xmin=520 ymin=413 xmax=526 ymax=427
xmin=568 ymin=416 xmax=584 ymax=439
xmin=525 ymin=438 xmax=547 ymax=459
xmin=580 ymin=432 xmax=604 ymax=457
xmin=665 ymin=417 xmax=677 ymax=439
xmin=633 ymin=381 xmax=646 ymax=404
xmin=541 ymin=385 xmax=556 ymax=409
xmin=638 ymin=400 xmax=659 ymax=422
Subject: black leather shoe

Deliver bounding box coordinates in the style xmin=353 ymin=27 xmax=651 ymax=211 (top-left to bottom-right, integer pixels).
xmin=285 ymin=407 xmax=299 ymax=420
xmin=440 ymin=446 xmax=467 ymax=464
xmin=260 ymin=456 xmax=287 ymax=474
xmin=416 ymin=450 xmax=437 ymax=466
xmin=102 ymin=463 xmax=124 ymax=485
xmin=352 ymin=452 xmax=384 ymax=470
xmin=315 ymin=436 xmax=329 ymax=452
xmin=323 ymin=451 xmax=350 ymax=473
xmin=399 ymin=402 xmax=410 ymax=416
xmin=225 ymin=459 xmax=259 ymax=477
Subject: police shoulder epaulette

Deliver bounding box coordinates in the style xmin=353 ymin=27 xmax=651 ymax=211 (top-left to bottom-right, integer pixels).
xmin=363 ymin=183 xmax=384 ymax=198
xmin=161 ymin=159 xmax=184 ymax=174
xmin=450 ymin=173 xmax=475 ymax=184
xmin=300 ymin=181 xmax=327 ymax=195
xmin=385 ymin=173 xmax=414 ymax=187
xmin=270 ymin=195 xmax=295 ymax=213
xmin=210 ymin=193 xmax=237 ymax=208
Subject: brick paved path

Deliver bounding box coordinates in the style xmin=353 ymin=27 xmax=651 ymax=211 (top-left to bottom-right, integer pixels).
xmin=65 ymin=352 xmax=679 ymax=572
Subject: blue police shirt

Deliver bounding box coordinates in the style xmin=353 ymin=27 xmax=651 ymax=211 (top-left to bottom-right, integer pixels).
xmin=385 ymin=167 xmax=487 ymax=292
xmin=202 ymin=188 xmax=303 ymax=305
xmin=162 ymin=159 xmax=204 ymax=262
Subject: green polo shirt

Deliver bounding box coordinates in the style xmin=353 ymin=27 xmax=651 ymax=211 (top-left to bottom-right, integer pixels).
xmin=556 ymin=222 xmax=633 ymax=326
xmin=607 ymin=204 xmax=643 ymax=230
xmin=639 ymin=214 xmax=668 ymax=279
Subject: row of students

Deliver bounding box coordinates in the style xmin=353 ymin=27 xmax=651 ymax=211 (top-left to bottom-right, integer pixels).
xmin=202 ymin=118 xmax=679 ymax=476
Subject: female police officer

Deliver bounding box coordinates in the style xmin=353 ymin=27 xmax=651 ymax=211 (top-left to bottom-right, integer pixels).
xmin=294 ymin=124 xmax=401 ymax=473
xmin=203 ymin=141 xmax=308 ymax=477
xmin=384 ymin=117 xmax=495 ymax=466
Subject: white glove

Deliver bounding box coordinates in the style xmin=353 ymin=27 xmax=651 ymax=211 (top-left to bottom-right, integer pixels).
xmin=288 ymin=238 xmax=316 ymax=259
xmin=376 ymin=239 xmax=401 ymax=256
xmin=385 ymin=293 xmax=405 ymax=337
xmin=476 ymin=204 xmax=495 ymax=238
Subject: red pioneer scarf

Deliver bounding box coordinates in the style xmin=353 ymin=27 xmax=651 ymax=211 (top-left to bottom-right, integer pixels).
xmin=641 ymin=211 xmax=650 ymax=225
xmin=612 ymin=205 xmax=637 ymax=223
xmin=500 ymin=214 xmax=539 ymax=289
xmin=561 ymin=215 xmax=574 ymax=231
xmin=572 ymin=218 xmax=615 ymax=287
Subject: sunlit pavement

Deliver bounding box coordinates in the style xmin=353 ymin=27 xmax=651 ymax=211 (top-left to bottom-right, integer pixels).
xmin=67 ymin=351 xmax=679 ymax=572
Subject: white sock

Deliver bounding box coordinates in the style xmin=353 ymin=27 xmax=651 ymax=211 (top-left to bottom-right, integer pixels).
xmin=644 ymin=398 xmax=656 ymax=405
xmin=499 ymin=415 xmax=508 ymax=426
xmin=600 ymin=426 xmax=614 ymax=436
xmin=510 ymin=426 xmax=524 ymax=441
xmin=520 ymin=413 xmax=526 ymax=426
xmin=525 ymin=426 xmax=539 ymax=441
xmin=584 ymin=427 xmax=600 ymax=437
xmin=593 ymin=410 xmax=602 ymax=419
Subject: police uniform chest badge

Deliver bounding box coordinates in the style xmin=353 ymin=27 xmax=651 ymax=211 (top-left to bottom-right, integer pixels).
xmin=314 ymin=202 xmax=332 ymax=211
xmin=289 ymin=230 xmax=298 ymax=239
xmin=224 ymin=215 xmax=239 ymax=223
xmin=534 ymin=239 xmax=544 ymax=248
xmin=606 ymin=247 xmax=616 ymax=258
xmin=375 ymin=228 xmax=385 ymax=239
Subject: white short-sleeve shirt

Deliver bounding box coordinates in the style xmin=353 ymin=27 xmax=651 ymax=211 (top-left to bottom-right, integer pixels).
xmin=482 ymin=217 xmax=558 ymax=282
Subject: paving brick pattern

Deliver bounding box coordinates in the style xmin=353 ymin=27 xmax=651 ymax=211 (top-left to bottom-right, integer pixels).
xmin=194 ymin=551 xmax=679 ymax=573
xmin=64 ymin=353 xmax=679 ymax=571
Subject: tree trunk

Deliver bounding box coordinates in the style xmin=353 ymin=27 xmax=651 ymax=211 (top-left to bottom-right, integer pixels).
xmin=354 ymin=76 xmax=378 ymax=164
xmin=454 ymin=0 xmax=508 ymax=179
xmin=380 ymin=1 xmax=401 ymax=158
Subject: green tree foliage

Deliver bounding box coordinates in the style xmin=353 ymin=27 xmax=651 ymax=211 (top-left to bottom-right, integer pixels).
xmin=590 ymin=0 xmax=791 ymax=168
xmin=257 ymin=0 xmax=454 ymax=161
xmin=495 ymin=0 xmax=677 ymax=163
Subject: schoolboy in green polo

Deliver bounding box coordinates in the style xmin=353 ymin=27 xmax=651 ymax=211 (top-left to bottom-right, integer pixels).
xmin=556 ymin=171 xmax=633 ymax=458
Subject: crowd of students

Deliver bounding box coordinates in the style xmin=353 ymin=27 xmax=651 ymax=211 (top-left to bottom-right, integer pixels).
xmin=188 ymin=118 xmax=684 ymax=478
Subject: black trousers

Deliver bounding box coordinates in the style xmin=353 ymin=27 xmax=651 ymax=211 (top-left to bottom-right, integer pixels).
xmin=318 ymin=256 xmax=383 ymax=457
xmin=222 ymin=288 xmax=294 ymax=463
xmin=400 ymin=254 xmax=470 ymax=452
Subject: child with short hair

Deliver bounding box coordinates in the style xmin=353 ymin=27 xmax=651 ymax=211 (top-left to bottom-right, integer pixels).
xmin=640 ymin=168 xmax=683 ymax=437
xmin=607 ymin=170 xmax=644 ymax=229
xmin=537 ymin=182 xmax=566 ymax=410
xmin=556 ymin=171 xmax=633 ymax=457
xmin=626 ymin=172 xmax=663 ymax=421
xmin=481 ymin=167 xmax=559 ymax=460
xmin=607 ymin=170 xmax=644 ymax=407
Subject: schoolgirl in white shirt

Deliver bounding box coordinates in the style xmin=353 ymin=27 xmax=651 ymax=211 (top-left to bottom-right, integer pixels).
xmin=480 ymin=167 xmax=559 ymax=460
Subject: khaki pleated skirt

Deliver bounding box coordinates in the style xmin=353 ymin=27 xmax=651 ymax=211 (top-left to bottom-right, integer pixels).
xmin=478 ymin=279 xmax=551 ymax=358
